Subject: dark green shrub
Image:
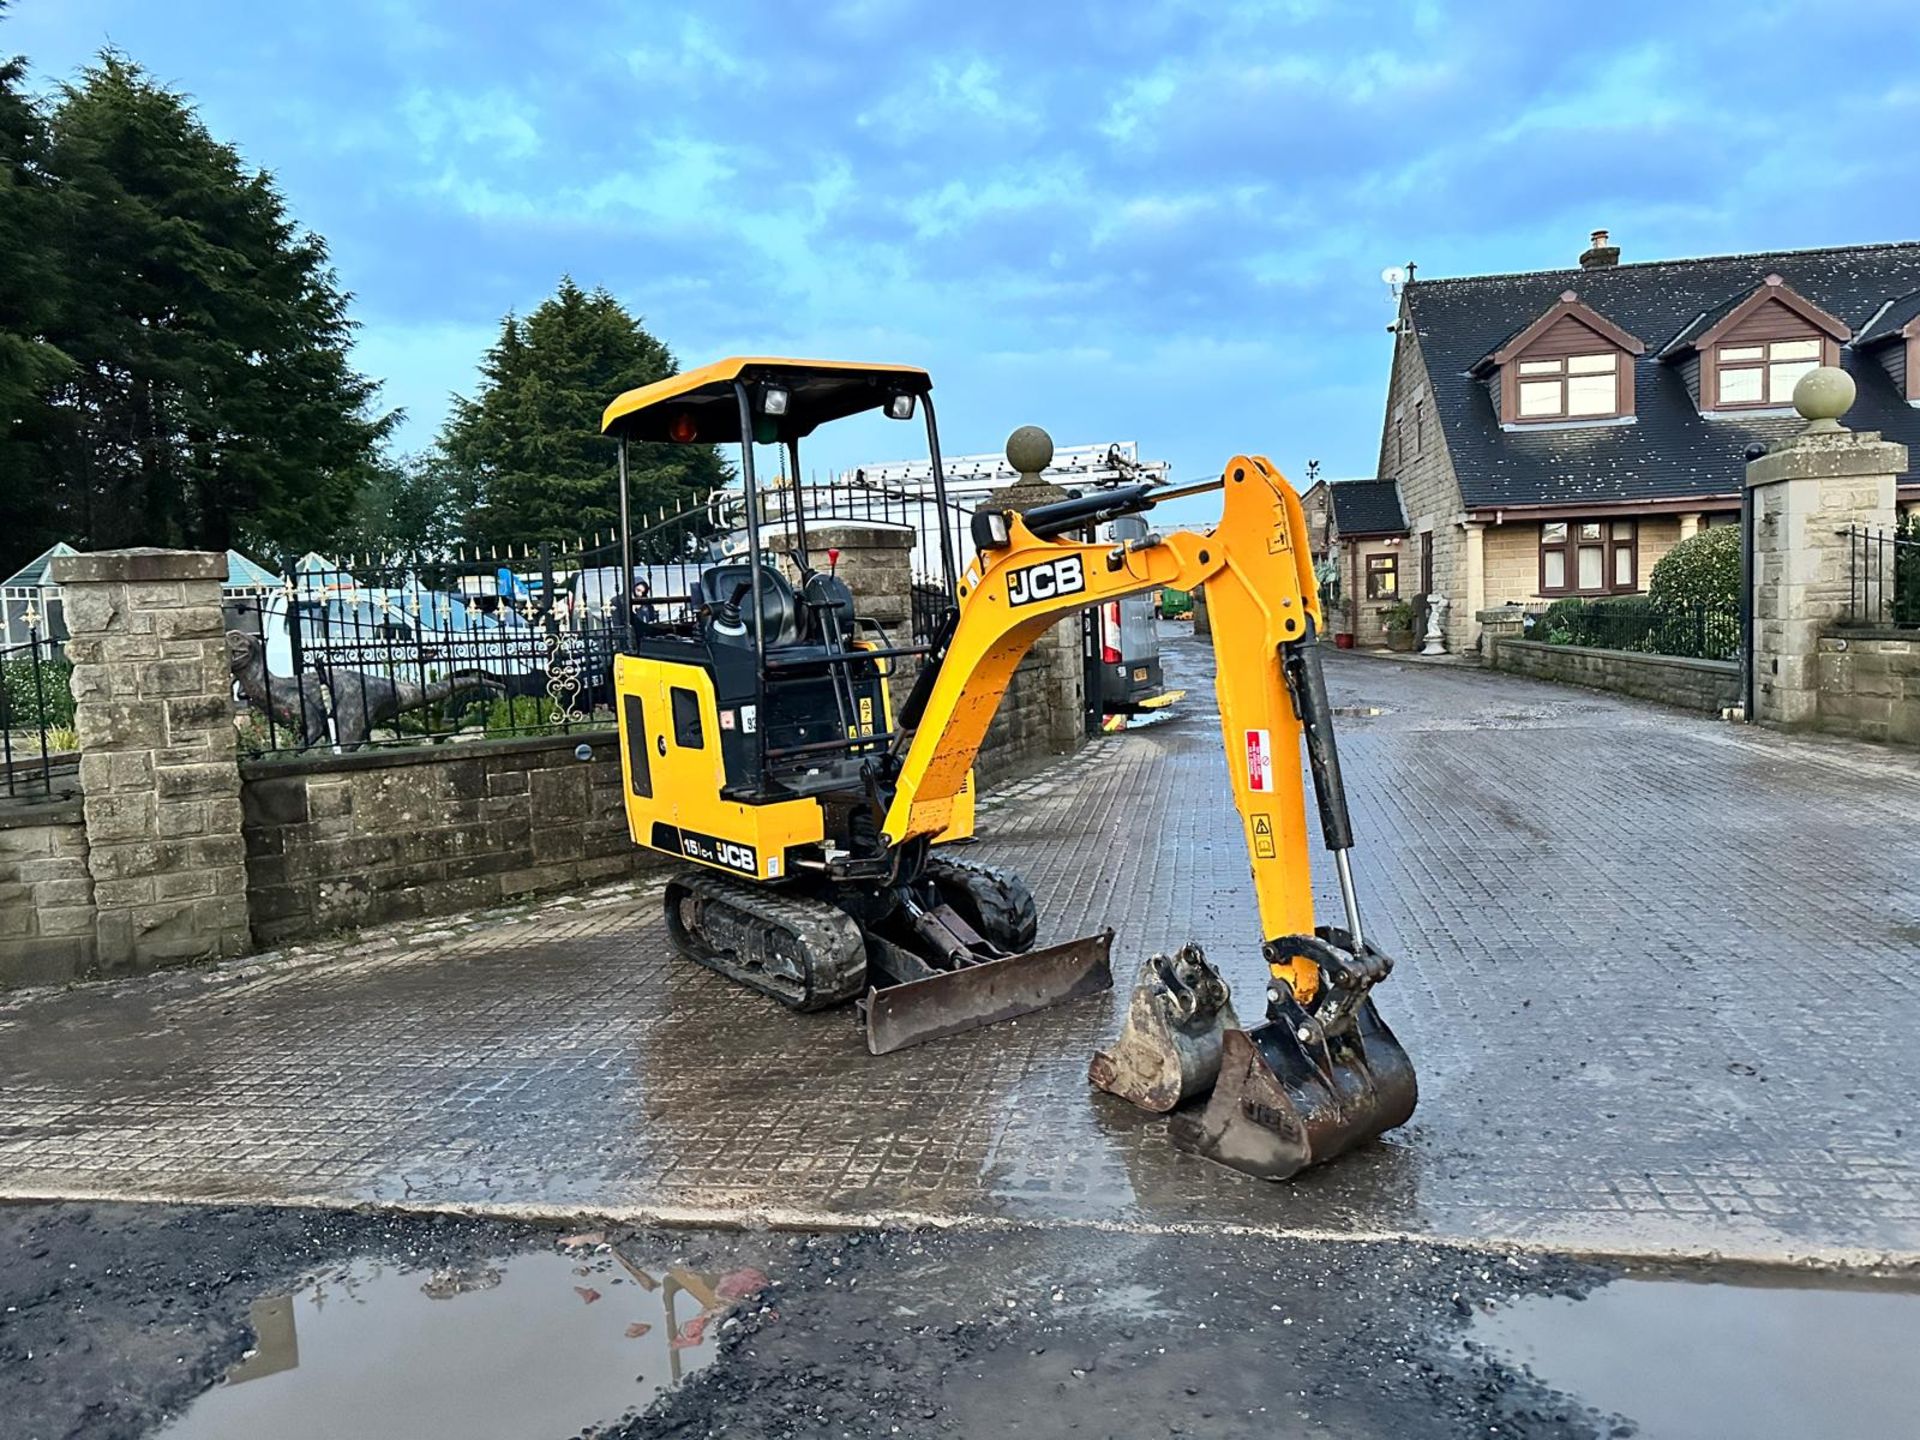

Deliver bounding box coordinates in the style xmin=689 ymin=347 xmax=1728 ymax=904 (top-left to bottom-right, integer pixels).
xmin=0 ymin=655 xmax=75 ymax=731
xmin=1897 ymin=514 xmax=1920 ymax=627
xmin=1649 ymin=526 xmax=1740 ymax=611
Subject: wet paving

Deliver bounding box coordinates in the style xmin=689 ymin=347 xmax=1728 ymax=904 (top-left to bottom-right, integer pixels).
xmin=1 ymin=628 xmax=1918 ymax=1262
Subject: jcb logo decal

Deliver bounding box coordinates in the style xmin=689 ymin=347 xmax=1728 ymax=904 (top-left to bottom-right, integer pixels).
xmin=678 ymin=828 xmax=759 ymax=875
xmin=1006 ymin=555 xmax=1085 ymax=607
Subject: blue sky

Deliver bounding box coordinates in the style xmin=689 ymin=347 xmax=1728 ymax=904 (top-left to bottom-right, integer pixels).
xmin=11 ymin=0 xmax=1920 ymax=507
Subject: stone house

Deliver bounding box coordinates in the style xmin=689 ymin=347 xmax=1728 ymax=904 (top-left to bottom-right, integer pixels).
xmin=1301 ymin=477 xmax=1409 ymax=645
xmin=1381 ymin=232 xmax=1920 ymax=652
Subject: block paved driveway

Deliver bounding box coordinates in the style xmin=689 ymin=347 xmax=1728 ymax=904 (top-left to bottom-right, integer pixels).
xmin=3 ymin=630 xmax=1917 ymax=1264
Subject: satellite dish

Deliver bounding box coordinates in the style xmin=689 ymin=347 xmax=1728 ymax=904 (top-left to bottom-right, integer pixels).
xmin=1381 ymin=265 xmax=1407 ymax=287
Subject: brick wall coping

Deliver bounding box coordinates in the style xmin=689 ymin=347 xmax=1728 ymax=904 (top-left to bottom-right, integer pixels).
xmin=0 ymin=798 xmax=84 ymax=830
xmin=1496 ymin=638 xmax=1738 ymax=676
xmin=48 ymin=548 xmax=226 ymax=584
xmin=1822 ymin=627 xmax=1920 ymax=644
xmin=240 ymin=728 xmax=618 ymax=782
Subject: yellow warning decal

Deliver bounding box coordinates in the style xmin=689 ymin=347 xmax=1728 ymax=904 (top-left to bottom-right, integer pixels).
xmin=1251 ymin=813 xmax=1276 ymax=859
xmin=858 ymin=695 xmax=875 ymax=734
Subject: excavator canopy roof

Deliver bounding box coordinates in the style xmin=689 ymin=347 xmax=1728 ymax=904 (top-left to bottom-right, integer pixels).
xmin=600 ymin=357 xmax=933 ymax=444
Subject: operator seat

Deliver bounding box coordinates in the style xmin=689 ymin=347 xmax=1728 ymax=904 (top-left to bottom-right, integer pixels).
xmin=698 ymin=564 xmax=801 ymax=648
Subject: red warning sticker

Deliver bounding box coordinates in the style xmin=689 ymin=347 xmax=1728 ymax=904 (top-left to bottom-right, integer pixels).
xmin=1245 ymin=729 xmax=1273 ymax=792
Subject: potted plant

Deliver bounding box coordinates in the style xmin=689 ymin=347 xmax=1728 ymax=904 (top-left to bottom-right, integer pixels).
xmin=1382 ymin=601 xmax=1416 ymax=652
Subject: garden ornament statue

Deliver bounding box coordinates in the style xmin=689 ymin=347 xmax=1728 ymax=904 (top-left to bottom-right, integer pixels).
xmin=1421 ymin=593 xmax=1449 ymax=655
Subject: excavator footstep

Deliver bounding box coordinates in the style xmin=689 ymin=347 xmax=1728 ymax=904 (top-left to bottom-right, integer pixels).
xmin=863 ymin=929 xmax=1115 ymax=1055
xmin=1170 ymin=997 xmax=1417 ymax=1181
xmin=1089 ymin=944 xmax=1238 ymax=1112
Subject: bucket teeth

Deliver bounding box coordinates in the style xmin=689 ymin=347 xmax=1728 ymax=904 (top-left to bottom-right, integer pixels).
xmin=1089 ymin=943 xmax=1239 ymax=1112
xmin=1172 ymin=997 xmax=1417 ymax=1181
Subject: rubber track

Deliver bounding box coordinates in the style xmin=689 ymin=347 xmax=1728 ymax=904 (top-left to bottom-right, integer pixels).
xmin=925 ymin=856 xmax=1040 ymax=952
xmin=665 ymin=868 xmax=868 ymax=1012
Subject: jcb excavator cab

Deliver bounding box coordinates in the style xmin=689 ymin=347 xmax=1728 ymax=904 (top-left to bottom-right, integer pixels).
xmin=602 ymin=359 xmax=944 ymax=815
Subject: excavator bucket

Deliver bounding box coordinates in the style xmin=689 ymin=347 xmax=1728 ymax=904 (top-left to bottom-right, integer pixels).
xmin=1172 ymin=996 xmax=1416 ymax=1180
xmin=1088 ymin=944 xmax=1239 ymax=1112
xmin=864 ymin=929 xmax=1115 ymax=1055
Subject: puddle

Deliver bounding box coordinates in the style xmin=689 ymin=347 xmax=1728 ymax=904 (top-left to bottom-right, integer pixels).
xmin=1469 ymin=1272 xmax=1920 ymax=1439
xmin=160 ymin=1246 xmax=768 ymax=1440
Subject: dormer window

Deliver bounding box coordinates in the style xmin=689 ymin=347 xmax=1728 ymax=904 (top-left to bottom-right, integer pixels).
xmin=1517 ymin=352 xmax=1621 ymax=420
xmin=1659 ymin=275 xmax=1849 ymax=413
xmin=1713 ymin=338 xmax=1822 ymax=407
xmin=1472 ymin=291 xmax=1644 ymax=428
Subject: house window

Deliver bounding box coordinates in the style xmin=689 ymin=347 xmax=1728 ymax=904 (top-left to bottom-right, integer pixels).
xmin=1365 ymin=554 xmax=1398 ymax=600
xmin=1714 ymin=338 xmax=1821 ymax=407
xmin=1514 ymin=352 xmax=1620 ymax=421
xmin=1414 ymin=399 xmax=1425 ymax=455
xmin=1540 ymin=519 xmax=1637 ymax=595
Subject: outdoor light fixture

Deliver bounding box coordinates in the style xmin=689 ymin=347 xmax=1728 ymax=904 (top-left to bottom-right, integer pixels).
xmin=886 ymin=393 xmax=916 ymax=420
xmin=761 ymin=384 xmax=790 ymax=416
xmin=971 ymin=509 xmax=1011 ymax=550
xmin=668 ymin=411 xmax=699 ymax=443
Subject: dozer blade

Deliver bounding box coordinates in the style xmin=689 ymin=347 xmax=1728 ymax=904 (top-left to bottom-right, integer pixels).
xmin=1172 ymin=997 xmax=1416 ymax=1181
xmin=864 ymin=929 xmax=1115 ymax=1055
xmin=1088 ymin=943 xmax=1240 ymax=1112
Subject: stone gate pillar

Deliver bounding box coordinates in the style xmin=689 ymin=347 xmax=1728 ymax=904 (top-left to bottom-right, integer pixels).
xmin=985 ymin=427 xmax=1087 ymax=762
xmin=51 ymin=549 xmax=251 ymax=971
xmin=1745 ymin=369 xmax=1904 ymax=726
xmin=769 ymin=520 xmax=920 ymax=691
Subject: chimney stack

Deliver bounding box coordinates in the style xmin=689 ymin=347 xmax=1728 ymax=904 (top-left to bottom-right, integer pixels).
xmin=1580 ymin=228 xmax=1620 ymax=269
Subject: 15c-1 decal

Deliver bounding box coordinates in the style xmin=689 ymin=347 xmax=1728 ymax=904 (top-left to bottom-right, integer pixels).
xmin=1006 ymin=555 xmax=1086 ymax=607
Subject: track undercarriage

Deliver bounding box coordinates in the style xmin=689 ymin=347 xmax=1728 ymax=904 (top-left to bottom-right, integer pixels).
xmin=663 ymin=856 xmax=1114 ymax=1053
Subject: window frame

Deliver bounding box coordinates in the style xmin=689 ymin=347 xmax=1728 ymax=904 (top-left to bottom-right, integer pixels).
xmin=1539 ymin=518 xmax=1638 ymax=597
xmin=1711 ymin=335 xmax=1825 ymax=409
xmin=1508 ymin=350 xmax=1625 ymax=423
xmin=1364 ymin=553 xmax=1399 ymax=601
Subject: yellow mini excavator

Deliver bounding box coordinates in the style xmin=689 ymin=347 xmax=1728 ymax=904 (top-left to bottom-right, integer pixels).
xmin=600 ymin=358 xmax=1415 ymax=1181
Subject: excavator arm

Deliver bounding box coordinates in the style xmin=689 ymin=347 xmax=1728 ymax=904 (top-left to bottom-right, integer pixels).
xmin=882 ymin=452 xmax=1417 ymax=1179
xmin=888 ymin=455 xmax=1333 ymax=999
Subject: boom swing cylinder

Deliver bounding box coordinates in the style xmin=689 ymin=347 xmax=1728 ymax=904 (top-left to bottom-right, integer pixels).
xmin=601 ymin=358 xmax=1413 ymax=1180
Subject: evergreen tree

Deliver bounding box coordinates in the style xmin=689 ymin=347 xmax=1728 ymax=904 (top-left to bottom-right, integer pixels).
xmin=343 ymin=450 xmax=464 ymax=559
xmin=441 ymin=278 xmax=729 ymax=548
xmin=0 ymin=5 xmax=69 ymax=560
xmin=35 ymin=53 xmax=391 ymax=559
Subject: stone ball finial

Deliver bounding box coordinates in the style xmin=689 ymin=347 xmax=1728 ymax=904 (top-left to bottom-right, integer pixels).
xmin=1793 ymin=365 xmax=1855 ymax=433
xmin=1006 ymin=425 xmax=1054 ymax=477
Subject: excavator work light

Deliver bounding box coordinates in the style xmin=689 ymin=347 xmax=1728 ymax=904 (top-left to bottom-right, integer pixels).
xmin=886 ymin=393 xmax=916 ymax=420
xmin=972 ymin=509 xmax=1011 ymax=551
xmin=761 ymin=385 xmax=790 ymax=416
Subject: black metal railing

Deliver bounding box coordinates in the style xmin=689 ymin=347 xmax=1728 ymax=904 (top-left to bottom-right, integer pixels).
xmin=229 ymin=476 xmax=983 ymax=758
xmin=229 ymin=536 xmax=634 ymax=757
xmin=0 ymin=627 xmax=77 ymax=802
xmin=1842 ymin=523 xmax=1920 ymax=629
xmin=1528 ymin=596 xmax=1743 ymax=661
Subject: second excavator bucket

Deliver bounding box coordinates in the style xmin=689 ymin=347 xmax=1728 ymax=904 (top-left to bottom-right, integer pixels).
xmin=1172 ymin=996 xmax=1416 ymax=1181
xmin=1088 ymin=944 xmax=1239 ymax=1112
xmin=864 ymin=930 xmax=1115 ymax=1055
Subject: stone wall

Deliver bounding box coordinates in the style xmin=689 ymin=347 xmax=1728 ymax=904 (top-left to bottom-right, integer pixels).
xmin=242 ymin=731 xmax=654 ymax=943
xmin=1814 ymin=631 xmax=1920 ymax=745
xmin=0 ymin=802 xmax=93 ymax=985
xmin=1490 ymin=638 xmax=1740 ymax=715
